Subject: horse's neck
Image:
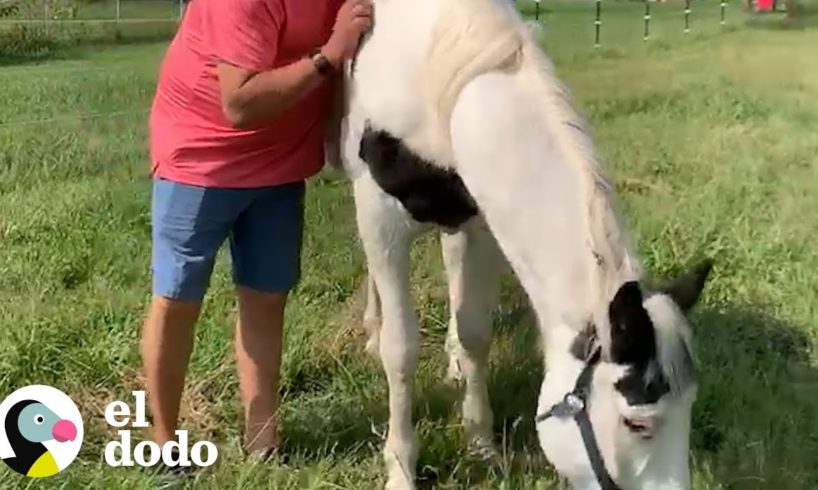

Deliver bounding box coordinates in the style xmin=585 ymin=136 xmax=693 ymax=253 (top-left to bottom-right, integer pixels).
xmin=507 ymin=52 xmax=642 ymax=337
xmin=446 ymin=56 xmax=642 ymax=340
xmin=490 ymin=144 xmax=635 ymax=335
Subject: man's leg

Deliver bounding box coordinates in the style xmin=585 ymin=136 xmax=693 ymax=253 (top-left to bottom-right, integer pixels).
xmin=234 ymin=287 xmax=287 ymax=454
xmin=140 ymin=297 xmax=201 ymax=446
xmin=229 ymin=181 xmax=305 ymax=455
xmin=141 ymin=178 xmax=243 ymax=446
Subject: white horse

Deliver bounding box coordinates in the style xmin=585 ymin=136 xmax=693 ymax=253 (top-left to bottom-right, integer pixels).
xmin=333 ymin=1 xmax=713 ymax=489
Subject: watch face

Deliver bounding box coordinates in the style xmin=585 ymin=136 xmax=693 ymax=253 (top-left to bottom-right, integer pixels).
xmin=313 ymin=54 xmax=331 ymax=75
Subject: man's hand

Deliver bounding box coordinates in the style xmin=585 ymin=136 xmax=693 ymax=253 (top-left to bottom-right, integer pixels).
xmin=321 ymin=0 xmax=373 ymax=69
xmin=321 ymin=1 xmax=372 ymax=169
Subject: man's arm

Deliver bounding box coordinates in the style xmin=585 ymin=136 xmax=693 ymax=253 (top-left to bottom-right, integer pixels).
xmin=217 ymin=0 xmax=371 ymax=130
xmin=218 ymin=58 xmax=326 ymax=130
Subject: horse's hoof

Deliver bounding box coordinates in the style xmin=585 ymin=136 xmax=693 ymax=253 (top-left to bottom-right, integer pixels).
xmin=384 ymin=464 xmax=417 ymax=490
xmin=383 ymin=440 xmax=418 ymax=490
xmin=467 ymin=436 xmax=500 ymax=463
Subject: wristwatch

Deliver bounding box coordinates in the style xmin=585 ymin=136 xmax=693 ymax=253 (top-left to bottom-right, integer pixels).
xmin=310 ymin=48 xmax=334 ymax=76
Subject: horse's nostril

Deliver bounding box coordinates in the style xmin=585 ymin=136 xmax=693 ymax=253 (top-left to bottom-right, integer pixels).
xmin=622 ymin=416 xmax=654 ymax=439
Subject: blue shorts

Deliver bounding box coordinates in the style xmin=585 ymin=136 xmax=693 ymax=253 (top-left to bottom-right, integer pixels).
xmin=151 ymin=177 xmax=305 ymax=301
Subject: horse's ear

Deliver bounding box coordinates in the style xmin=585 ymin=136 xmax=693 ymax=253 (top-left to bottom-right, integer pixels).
xmin=657 ymin=258 xmax=714 ymax=313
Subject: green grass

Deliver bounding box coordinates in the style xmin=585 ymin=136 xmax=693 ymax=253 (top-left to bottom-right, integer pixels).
xmin=0 ymin=1 xmax=180 ymax=61
xmin=1 ymin=3 xmax=818 ymax=489
xmin=1 ymin=0 xmax=180 ymax=20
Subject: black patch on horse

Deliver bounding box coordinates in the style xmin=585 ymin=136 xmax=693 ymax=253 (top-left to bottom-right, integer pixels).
xmin=358 ymin=124 xmax=478 ymax=228
xmin=608 ymin=282 xmax=671 ymax=405
xmin=615 ymin=359 xmax=671 ymax=406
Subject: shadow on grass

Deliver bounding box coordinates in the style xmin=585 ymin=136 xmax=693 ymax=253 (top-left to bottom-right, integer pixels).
xmin=438 ymin=296 xmax=818 ymax=490
xmin=689 ymin=305 xmax=818 ymax=489
xmin=417 ymin=283 xmax=550 ymax=488
xmin=414 ymin=294 xmax=818 ymax=488
xmin=270 ymin=273 xmax=818 ymax=489
xmin=277 ymin=393 xmax=386 ymax=462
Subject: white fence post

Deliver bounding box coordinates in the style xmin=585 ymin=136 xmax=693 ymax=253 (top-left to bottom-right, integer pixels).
xmin=116 ymin=0 xmax=121 ymax=20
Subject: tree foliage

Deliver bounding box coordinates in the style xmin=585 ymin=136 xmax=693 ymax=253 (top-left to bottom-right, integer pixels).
xmin=0 ymin=2 xmax=19 ymax=18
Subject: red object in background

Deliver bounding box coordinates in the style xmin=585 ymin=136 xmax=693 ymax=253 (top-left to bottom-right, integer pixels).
xmin=756 ymin=0 xmax=774 ymax=11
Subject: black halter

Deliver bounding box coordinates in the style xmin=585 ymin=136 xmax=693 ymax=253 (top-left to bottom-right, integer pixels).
xmin=535 ymin=345 xmax=623 ymax=490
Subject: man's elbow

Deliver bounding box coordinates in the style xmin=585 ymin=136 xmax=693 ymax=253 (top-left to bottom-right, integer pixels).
xmin=222 ymin=101 xmax=253 ymax=130
xmin=217 ymin=63 xmax=256 ymax=129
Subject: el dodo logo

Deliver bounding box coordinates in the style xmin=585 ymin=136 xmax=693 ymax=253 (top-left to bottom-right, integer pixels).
xmin=0 ymin=385 xmax=83 ymax=478
xmin=103 ymin=391 xmax=218 ymax=469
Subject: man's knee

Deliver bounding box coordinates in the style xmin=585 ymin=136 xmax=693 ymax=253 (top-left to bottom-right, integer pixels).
xmin=152 ymin=255 xmax=218 ymax=302
xmin=236 ymin=286 xmax=288 ymax=310
xmin=149 ymin=294 xmax=202 ymax=314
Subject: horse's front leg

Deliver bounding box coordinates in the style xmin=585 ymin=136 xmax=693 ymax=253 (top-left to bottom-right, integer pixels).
xmin=440 ymin=220 xmax=502 ymax=459
xmin=353 ymin=177 xmax=421 ymax=490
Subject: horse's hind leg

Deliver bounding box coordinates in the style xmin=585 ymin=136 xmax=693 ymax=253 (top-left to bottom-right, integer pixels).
xmin=440 ymin=219 xmax=502 ymax=458
xmin=353 ymin=177 xmax=421 ymax=490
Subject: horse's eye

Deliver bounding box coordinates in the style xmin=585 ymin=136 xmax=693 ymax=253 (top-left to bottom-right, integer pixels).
xmin=622 ymin=416 xmax=654 ymax=439
xmin=33 ymin=414 xmax=45 ymax=425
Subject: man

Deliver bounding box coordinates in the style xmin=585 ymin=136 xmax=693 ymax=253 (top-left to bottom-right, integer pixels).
xmin=141 ymin=0 xmax=372 ymax=460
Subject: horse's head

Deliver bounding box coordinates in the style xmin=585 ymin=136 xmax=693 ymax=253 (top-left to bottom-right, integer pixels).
xmin=536 ymin=259 xmax=713 ymax=490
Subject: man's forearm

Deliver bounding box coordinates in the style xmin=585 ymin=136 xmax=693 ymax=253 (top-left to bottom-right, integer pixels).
xmin=219 ymin=57 xmax=325 ymax=129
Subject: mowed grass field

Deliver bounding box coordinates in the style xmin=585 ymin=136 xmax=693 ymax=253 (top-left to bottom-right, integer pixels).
xmin=2 ymin=3 xmax=818 ymax=489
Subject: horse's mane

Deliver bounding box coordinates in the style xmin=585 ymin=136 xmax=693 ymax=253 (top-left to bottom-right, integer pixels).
xmin=406 ymin=0 xmax=523 ymax=167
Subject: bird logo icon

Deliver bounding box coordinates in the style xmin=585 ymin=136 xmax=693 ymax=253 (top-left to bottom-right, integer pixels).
xmin=0 ymin=385 xmax=83 ymax=478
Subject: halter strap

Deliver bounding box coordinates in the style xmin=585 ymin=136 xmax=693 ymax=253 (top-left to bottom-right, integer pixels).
xmin=536 ymin=347 xmax=623 ymax=490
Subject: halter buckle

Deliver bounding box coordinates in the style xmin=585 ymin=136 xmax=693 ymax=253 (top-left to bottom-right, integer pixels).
xmin=563 ymin=392 xmax=585 ymax=415
xmin=544 ymin=390 xmax=586 ymax=419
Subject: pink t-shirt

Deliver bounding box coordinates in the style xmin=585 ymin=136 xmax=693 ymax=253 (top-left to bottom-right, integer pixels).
xmin=149 ymin=0 xmax=343 ymax=188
